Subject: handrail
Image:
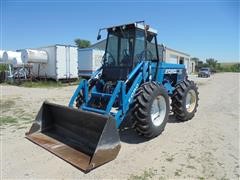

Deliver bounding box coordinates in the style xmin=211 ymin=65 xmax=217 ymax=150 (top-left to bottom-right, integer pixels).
xmin=88 ymin=66 xmax=103 ymax=83
xmin=68 ymin=79 xmax=87 ymax=107
xmin=125 ymin=61 xmax=143 ymax=84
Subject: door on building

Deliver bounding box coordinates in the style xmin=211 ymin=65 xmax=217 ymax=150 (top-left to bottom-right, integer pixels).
xmin=179 ymin=57 xmax=184 ymax=64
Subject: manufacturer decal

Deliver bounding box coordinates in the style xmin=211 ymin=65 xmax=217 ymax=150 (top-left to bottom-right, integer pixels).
xmin=165 ymin=69 xmax=182 ymax=74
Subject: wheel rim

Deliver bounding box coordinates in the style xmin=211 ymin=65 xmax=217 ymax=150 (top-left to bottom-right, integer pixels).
xmin=150 ymin=95 xmax=167 ymax=127
xmin=185 ymin=89 xmax=197 ymax=113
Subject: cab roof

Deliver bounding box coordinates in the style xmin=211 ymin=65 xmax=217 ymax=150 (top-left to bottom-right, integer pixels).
xmin=107 ymin=22 xmax=158 ymax=35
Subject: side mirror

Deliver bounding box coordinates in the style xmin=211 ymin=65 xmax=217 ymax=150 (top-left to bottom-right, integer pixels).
xmin=97 ymin=34 xmax=101 ymax=40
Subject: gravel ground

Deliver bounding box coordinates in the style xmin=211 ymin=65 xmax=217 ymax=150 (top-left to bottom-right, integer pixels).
xmin=0 ymin=73 xmax=239 ymax=179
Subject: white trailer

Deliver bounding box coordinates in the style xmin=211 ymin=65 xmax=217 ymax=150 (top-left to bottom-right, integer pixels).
xmin=22 ymin=44 xmax=78 ymax=80
xmin=0 ymin=50 xmax=4 ymax=62
xmin=78 ymin=48 xmax=104 ymax=77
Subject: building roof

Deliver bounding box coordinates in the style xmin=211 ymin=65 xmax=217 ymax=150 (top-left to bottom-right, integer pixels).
xmin=90 ymin=39 xmax=107 ymax=50
xmin=165 ymin=47 xmax=190 ymax=57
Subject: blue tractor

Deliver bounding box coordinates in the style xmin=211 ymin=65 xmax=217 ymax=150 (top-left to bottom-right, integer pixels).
xmin=26 ymin=21 xmax=199 ymax=172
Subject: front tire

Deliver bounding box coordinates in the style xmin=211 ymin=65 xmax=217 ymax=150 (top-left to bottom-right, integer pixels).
xmin=132 ymin=82 xmax=170 ymax=138
xmin=171 ymin=79 xmax=199 ymax=121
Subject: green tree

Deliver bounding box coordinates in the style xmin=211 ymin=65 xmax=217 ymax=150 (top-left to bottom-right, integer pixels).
xmin=197 ymin=61 xmax=203 ymax=66
xmin=216 ymin=63 xmax=222 ymax=72
xmin=230 ymin=63 xmax=240 ymax=72
xmin=191 ymin=57 xmax=199 ymax=62
xmin=206 ymin=58 xmax=218 ymax=70
xmin=211 ymin=62 xmax=239 ymax=72
xmin=74 ymin=39 xmax=91 ymax=48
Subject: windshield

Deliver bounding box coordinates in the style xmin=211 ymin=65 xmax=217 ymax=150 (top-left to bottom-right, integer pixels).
xmin=104 ymin=29 xmax=135 ymax=67
xmin=103 ymin=28 xmax=159 ymax=67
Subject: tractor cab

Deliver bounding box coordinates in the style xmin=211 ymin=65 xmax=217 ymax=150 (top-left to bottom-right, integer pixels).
xmin=100 ymin=22 xmax=159 ymax=81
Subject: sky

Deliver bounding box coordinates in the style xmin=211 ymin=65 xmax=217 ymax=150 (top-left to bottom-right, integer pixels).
xmin=0 ymin=0 xmax=239 ymax=62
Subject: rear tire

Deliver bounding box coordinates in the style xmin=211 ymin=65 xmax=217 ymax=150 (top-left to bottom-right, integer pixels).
xmin=132 ymin=82 xmax=170 ymax=138
xmin=171 ymin=79 xmax=199 ymax=121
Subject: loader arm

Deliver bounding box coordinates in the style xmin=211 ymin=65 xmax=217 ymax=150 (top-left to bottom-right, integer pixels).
xmin=69 ymin=61 xmax=151 ymax=127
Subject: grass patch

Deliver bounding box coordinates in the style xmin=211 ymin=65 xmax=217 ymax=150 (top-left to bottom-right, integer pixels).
xmin=18 ymin=79 xmax=82 ymax=88
xmin=129 ymin=168 xmax=157 ymax=180
xmin=19 ymin=80 xmax=64 ymax=88
xmin=0 ymin=99 xmax=15 ymax=112
xmin=218 ymin=63 xmax=240 ymax=72
xmin=0 ymin=64 xmax=8 ymax=72
xmin=0 ymin=116 xmax=18 ymax=126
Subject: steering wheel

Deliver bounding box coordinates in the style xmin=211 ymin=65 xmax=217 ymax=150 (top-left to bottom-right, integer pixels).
xmin=102 ymin=51 xmax=116 ymax=66
xmin=139 ymin=50 xmax=153 ymax=60
xmin=120 ymin=49 xmax=131 ymax=66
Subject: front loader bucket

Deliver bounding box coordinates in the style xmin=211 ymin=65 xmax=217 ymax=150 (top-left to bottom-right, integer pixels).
xmin=26 ymin=101 xmax=121 ymax=172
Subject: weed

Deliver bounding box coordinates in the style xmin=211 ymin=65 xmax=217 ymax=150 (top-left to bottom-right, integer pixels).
xmin=174 ymin=169 xmax=182 ymax=176
xmin=129 ymin=168 xmax=157 ymax=180
xmin=217 ymin=162 xmax=223 ymax=167
xmin=166 ymin=156 xmax=174 ymax=162
xmin=188 ymin=154 xmax=196 ymax=159
xmin=186 ymin=165 xmax=196 ymax=169
xmin=166 ymin=155 xmax=174 ymax=162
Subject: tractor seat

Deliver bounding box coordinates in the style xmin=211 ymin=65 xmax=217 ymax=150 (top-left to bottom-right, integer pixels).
xmin=102 ymin=66 xmax=131 ymax=81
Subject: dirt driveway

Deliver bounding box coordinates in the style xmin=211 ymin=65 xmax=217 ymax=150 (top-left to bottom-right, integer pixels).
xmin=1 ymin=73 xmax=239 ymax=179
